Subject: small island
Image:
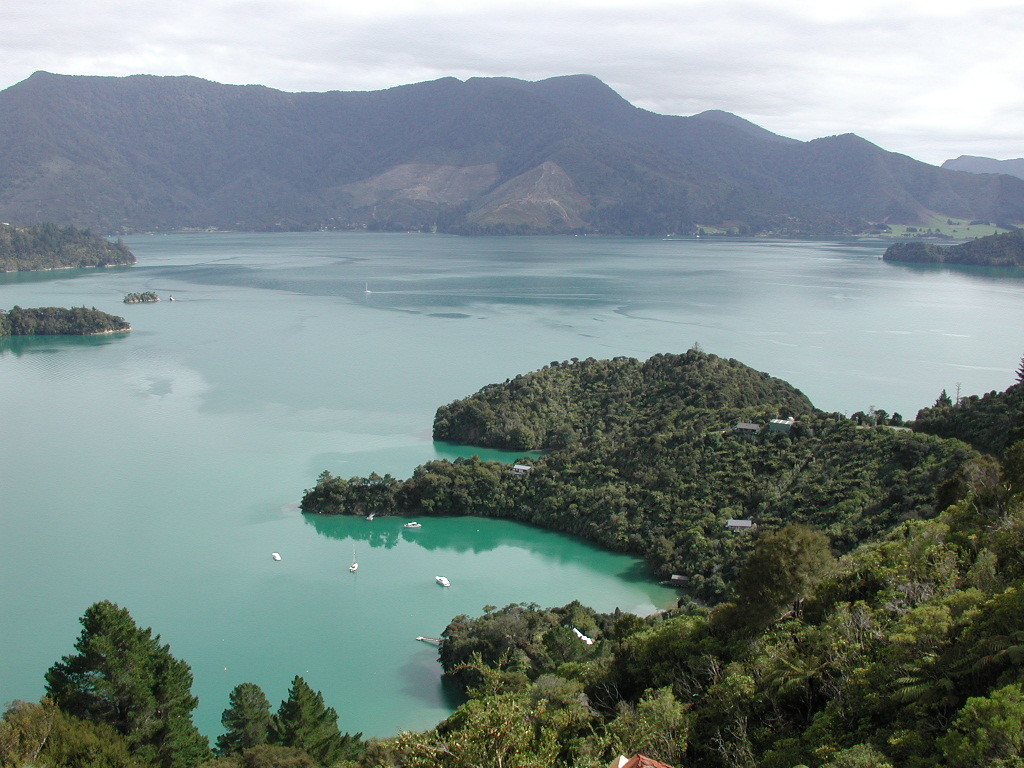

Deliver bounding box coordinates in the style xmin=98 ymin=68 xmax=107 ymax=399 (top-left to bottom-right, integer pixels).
xmin=0 ymin=306 xmax=131 ymax=336
xmin=0 ymin=222 xmax=136 ymax=272
xmin=124 ymin=291 xmax=159 ymax=303
xmin=883 ymin=228 xmax=1024 ymax=266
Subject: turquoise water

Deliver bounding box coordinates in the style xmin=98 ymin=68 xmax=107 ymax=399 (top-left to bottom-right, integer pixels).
xmin=2 ymin=232 xmax=1023 ymax=739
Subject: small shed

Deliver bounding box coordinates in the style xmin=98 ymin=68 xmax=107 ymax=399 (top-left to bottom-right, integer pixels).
xmin=511 ymin=464 xmax=533 ymax=476
xmin=733 ymin=422 xmax=761 ymax=436
xmin=768 ymin=417 xmax=796 ymax=433
xmin=725 ymin=519 xmax=755 ymax=531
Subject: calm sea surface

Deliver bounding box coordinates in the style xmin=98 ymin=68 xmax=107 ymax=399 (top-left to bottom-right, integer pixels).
xmin=2 ymin=232 xmax=1022 ymax=738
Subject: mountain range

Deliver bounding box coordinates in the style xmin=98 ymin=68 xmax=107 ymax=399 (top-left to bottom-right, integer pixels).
xmin=942 ymin=155 xmax=1024 ymax=180
xmin=2 ymin=71 xmax=1023 ymax=236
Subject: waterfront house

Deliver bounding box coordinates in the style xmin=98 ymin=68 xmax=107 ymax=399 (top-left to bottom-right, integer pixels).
xmin=511 ymin=464 xmax=533 ymax=476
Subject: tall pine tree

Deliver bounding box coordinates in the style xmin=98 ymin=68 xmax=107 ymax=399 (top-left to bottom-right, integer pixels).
xmin=269 ymin=677 xmax=362 ymax=765
xmin=216 ymin=682 xmax=272 ymax=756
xmin=44 ymin=601 xmax=210 ymax=768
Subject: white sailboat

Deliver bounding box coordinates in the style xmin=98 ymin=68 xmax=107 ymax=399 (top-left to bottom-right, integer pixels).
xmin=363 ymin=282 xmax=372 ymax=294
xmin=348 ymin=546 xmax=358 ymax=572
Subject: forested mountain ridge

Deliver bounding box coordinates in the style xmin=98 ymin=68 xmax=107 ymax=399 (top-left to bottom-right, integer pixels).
xmin=943 ymin=155 xmax=1024 ymax=180
xmin=304 ymin=351 xmax=975 ymax=601
xmin=0 ymin=221 xmax=135 ymax=271
xmin=2 ymin=71 xmax=1022 ymax=235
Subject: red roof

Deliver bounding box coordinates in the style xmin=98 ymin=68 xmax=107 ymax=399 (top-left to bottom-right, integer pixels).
xmin=619 ymin=755 xmax=677 ymax=768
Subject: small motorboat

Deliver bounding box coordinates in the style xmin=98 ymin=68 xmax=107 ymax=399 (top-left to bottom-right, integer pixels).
xmin=365 ymin=513 xmax=375 ymax=520
xmin=271 ymin=552 xmax=282 ymax=561
xmin=435 ymin=576 xmax=451 ymax=587
xmin=404 ymin=521 xmax=422 ymax=528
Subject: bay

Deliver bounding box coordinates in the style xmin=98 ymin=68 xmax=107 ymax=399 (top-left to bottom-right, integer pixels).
xmin=1 ymin=232 xmax=1022 ymax=739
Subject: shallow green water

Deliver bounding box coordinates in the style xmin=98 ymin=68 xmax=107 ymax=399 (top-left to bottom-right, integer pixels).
xmin=2 ymin=232 xmax=1022 ymax=739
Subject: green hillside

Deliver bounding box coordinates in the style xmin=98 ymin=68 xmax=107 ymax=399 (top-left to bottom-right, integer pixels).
xmin=883 ymin=229 xmax=1024 ymax=267
xmin=305 ymin=351 xmax=974 ymax=602
xmin=2 ymin=72 xmax=1022 ymax=235
xmin=0 ymin=221 xmax=135 ymax=271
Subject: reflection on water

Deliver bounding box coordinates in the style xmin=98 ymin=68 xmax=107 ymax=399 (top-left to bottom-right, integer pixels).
xmin=0 ymin=332 xmax=129 ymax=356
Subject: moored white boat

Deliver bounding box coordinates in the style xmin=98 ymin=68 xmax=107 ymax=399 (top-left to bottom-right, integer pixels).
xmin=435 ymin=576 xmax=450 ymax=587
xmin=271 ymin=552 xmax=281 ymax=561
xmin=404 ymin=521 xmax=422 ymax=528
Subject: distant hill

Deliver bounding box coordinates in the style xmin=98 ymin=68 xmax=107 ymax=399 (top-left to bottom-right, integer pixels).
xmin=942 ymin=155 xmax=1024 ymax=180
xmin=883 ymin=229 xmax=1024 ymax=267
xmin=2 ymin=72 xmax=1023 ymax=236
xmin=0 ymin=222 xmax=135 ymax=271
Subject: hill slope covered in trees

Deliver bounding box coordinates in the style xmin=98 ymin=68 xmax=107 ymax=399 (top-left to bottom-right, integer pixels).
xmin=2 ymin=72 xmax=1023 ymax=235
xmin=304 ymin=351 xmax=975 ymax=602
xmin=0 ymin=221 xmax=135 ymax=271
xmin=883 ymin=229 xmax=1024 ymax=267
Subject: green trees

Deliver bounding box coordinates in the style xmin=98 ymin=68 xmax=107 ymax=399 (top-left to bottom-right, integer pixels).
xmin=730 ymin=524 xmax=835 ymax=623
xmin=913 ymin=378 xmax=1024 ymax=458
xmin=0 ymin=306 xmax=131 ymax=336
xmin=44 ymin=601 xmax=210 ymax=768
xmin=124 ymin=292 xmax=160 ymax=304
xmin=216 ymin=684 xmax=272 ymax=756
xmin=0 ymin=699 xmax=142 ymax=768
xmin=0 ymin=222 xmax=136 ymax=272
xmin=269 ymin=677 xmax=362 ymax=766
xmin=882 ymin=230 xmax=1024 ymax=267
xmin=939 ymin=683 xmax=1024 ymax=766
xmin=432 ymin=351 xmax=815 ymax=451
xmin=306 ymin=352 xmax=973 ymax=603
xmin=212 ymin=679 xmax=363 ymax=766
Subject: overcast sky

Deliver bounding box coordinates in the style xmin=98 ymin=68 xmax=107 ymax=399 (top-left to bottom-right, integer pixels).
xmin=4 ymin=0 xmax=1021 ymax=165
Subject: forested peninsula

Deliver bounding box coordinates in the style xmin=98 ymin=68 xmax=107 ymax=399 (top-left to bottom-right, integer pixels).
xmin=0 ymin=222 xmax=135 ymax=272
xmin=303 ymin=351 xmax=974 ymax=601
xmin=0 ymin=306 xmax=131 ymax=336
xmin=883 ymin=228 xmax=1024 ymax=266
